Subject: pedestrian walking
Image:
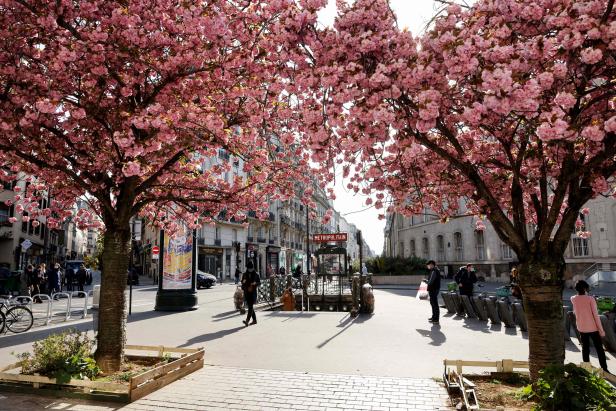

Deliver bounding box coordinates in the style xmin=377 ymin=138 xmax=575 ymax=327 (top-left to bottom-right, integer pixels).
xmin=47 ymin=263 xmax=62 ymax=294
xmin=37 ymin=263 xmax=47 ymax=295
xmin=455 ymin=263 xmax=477 ymax=297
xmin=426 ymin=260 xmax=441 ymax=324
xmin=234 ymin=267 xmax=241 ymax=285
xmin=571 ymin=280 xmax=609 ymax=373
xmin=510 ymin=267 xmax=522 ymax=299
xmin=25 ymin=264 xmax=39 ymax=297
xmin=241 ymin=261 xmax=260 ymax=326
xmin=65 ymin=266 xmax=75 ymax=292
xmin=76 ymin=265 xmax=87 ymax=292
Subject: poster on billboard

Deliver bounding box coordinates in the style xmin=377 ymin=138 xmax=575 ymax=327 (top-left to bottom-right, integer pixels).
xmin=162 ymin=224 xmax=194 ymax=290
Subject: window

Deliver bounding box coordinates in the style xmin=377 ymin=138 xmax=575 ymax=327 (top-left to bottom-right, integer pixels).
xmin=0 ymin=204 xmax=11 ymax=225
xmin=572 ymin=213 xmax=590 ymax=257
xmin=422 ymin=237 xmax=429 ymax=260
xmin=410 ymin=239 xmax=416 ymax=257
xmin=454 ymin=232 xmax=463 ymax=261
xmin=215 ymin=227 xmax=221 ymax=240
xmin=423 ymin=209 xmax=429 ymax=223
xmin=475 ymin=231 xmax=486 ymax=260
xmin=399 ymin=241 xmax=405 ymax=258
xmin=501 ymin=242 xmax=513 ymax=259
xmin=436 ymin=235 xmax=445 ymax=261
xmin=232 ymin=229 xmax=238 ymax=242
xmin=572 ymin=237 xmax=590 ymax=257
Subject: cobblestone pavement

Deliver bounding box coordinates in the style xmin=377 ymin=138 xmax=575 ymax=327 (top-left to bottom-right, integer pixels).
xmin=122 ymin=365 xmax=450 ymax=411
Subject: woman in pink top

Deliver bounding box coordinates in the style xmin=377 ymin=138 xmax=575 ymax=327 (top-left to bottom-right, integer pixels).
xmin=571 ymin=280 xmax=609 ymax=372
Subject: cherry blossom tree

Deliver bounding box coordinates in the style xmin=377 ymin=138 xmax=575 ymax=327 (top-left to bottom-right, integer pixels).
xmin=0 ymin=0 xmax=313 ymax=372
xmin=286 ymin=0 xmax=616 ymax=378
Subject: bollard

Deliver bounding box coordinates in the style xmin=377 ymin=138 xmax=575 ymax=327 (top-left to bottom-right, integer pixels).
xmin=472 ymin=296 xmax=489 ymax=322
xmin=51 ymin=292 xmax=72 ymax=321
xmin=485 ymin=296 xmax=501 ymax=325
xmin=92 ymin=285 xmax=101 ymax=310
xmin=351 ymin=275 xmax=360 ymax=317
xmin=498 ymin=300 xmax=516 ymax=328
xmin=460 ymin=295 xmax=478 ymax=319
xmin=512 ymin=302 xmax=528 ymax=332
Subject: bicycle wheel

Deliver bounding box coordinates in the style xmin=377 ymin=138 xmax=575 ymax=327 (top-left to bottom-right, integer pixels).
xmin=0 ymin=310 xmax=5 ymax=334
xmin=6 ymin=306 xmax=33 ymax=333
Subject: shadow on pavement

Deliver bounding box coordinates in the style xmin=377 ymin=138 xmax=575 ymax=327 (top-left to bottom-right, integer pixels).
xmin=416 ymin=325 xmax=446 ymax=346
xmin=317 ymin=314 xmax=362 ymax=349
xmin=179 ymin=326 xmax=245 ymax=347
xmin=0 ymin=321 xmax=92 ymax=349
xmin=126 ymin=309 xmax=176 ymax=323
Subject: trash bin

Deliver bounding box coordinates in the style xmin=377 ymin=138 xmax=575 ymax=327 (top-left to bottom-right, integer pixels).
xmin=92 ymin=284 xmax=101 ymax=309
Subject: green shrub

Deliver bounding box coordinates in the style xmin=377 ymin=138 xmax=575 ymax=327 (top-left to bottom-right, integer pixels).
xmin=15 ymin=328 xmax=99 ymax=382
xmin=366 ymin=256 xmax=428 ymax=276
xmin=519 ymin=363 xmax=616 ymax=410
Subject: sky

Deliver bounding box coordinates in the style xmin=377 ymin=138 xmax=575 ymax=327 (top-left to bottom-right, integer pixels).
xmin=319 ymin=0 xmax=441 ymax=256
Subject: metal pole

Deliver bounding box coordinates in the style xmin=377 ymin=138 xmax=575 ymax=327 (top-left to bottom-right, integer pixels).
xmin=306 ymin=205 xmax=310 ymax=275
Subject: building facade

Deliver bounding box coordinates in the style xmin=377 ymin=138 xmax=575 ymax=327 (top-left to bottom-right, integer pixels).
xmin=384 ymin=197 xmax=616 ymax=280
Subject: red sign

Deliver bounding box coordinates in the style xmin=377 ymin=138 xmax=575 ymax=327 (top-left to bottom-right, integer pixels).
xmin=152 ymin=246 xmax=160 ymax=255
xmin=312 ymin=233 xmax=348 ymax=242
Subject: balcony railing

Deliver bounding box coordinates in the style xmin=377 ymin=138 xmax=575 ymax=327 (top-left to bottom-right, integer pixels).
xmin=214 ymin=239 xmax=221 ymax=246
xmin=257 ymin=237 xmax=266 ymax=243
xmin=247 ymin=236 xmax=254 ymax=242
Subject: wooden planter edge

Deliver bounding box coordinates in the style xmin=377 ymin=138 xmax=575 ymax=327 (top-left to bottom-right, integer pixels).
xmin=0 ymin=344 xmax=204 ymax=403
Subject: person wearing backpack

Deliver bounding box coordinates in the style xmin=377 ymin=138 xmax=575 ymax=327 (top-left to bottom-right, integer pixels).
xmin=455 ymin=263 xmax=477 ymax=297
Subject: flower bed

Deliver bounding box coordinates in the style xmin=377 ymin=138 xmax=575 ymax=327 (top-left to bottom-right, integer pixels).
xmin=0 ymin=344 xmax=204 ymax=402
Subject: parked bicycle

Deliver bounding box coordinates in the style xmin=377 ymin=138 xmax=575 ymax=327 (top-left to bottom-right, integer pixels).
xmin=0 ymin=299 xmax=34 ymax=334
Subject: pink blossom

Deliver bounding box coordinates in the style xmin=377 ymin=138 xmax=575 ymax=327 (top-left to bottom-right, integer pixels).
xmin=581 ymin=125 xmax=604 ymax=142
xmin=581 ymin=208 xmax=590 ymax=215
xmin=580 ymin=48 xmax=603 ymax=65
xmin=8 ymin=217 xmax=17 ymax=223
xmin=554 ymin=92 xmax=576 ymax=110
xmin=122 ymin=162 xmax=142 ymax=177
xmin=604 ymin=116 xmax=616 ymax=133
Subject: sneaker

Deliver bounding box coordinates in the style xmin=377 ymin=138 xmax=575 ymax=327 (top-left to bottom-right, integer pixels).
xmin=249 ymin=321 xmax=257 ymax=325
xmin=242 ymin=320 xmax=249 ymax=327
xmin=428 ymin=318 xmax=436 ymax=322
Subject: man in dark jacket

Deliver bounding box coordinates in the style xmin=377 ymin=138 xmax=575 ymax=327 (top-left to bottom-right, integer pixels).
xmin=241 ymin=261 xmax=261 ymax=326
xmin=65 ymin=266 xmax=75 ymax=292
xmin=76 ymin=265 xmax=87 ymax=292
xmin=426 ymin=260 xmax=441 ymax=324
xmin=455 ymin=264 xmax=477 ymax=297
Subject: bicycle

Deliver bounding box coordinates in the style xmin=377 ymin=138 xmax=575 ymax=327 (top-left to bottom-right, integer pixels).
xmin=0 ymin=299 xmax=34 ymax=334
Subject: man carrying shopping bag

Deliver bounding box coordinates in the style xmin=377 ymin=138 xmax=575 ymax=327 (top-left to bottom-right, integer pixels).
xmin=426 ymin=260 xmax=441 ymax=324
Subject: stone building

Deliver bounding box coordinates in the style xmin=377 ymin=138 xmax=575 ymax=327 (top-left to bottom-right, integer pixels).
xmin=384 ymin=197 xmax=616 ymax=281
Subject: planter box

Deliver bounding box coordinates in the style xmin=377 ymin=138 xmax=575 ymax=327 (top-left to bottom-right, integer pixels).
xmin=371 ymin=275 xmax=425 ymax=286
xmin=0 ymin=344 xmax=204 ymax=402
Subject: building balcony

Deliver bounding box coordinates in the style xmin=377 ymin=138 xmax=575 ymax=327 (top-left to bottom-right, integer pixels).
xmin=247 ymin=236 xmax=254 ymax=243
xmin=269 ymin=239 xmax=276 ymax=245
xmin=214 ymin=239 xmax=221 ymax=246
xmin=257 ymin=237 xmax=266 ymax=243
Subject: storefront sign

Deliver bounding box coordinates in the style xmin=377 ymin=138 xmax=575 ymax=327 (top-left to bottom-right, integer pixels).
xmin=312 ymin=233 xmax=348 ymax=242
xmin=162 ymin=225 xmax=193 ymax=290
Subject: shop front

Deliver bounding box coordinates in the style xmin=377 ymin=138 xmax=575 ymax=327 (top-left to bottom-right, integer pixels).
xmin=266 ymin=246 xmax=280 ymax=277
xmin=198 ymin=246 xmax=223 ymax=277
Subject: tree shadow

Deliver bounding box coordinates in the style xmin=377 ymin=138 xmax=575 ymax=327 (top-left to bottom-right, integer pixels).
xmin=416 ymin=324 xmax=447 ymax=346
xmin=179 ymin=326 xmax=245 ymax=347
xmin=316 ymin=314 xmax=359 ymax=349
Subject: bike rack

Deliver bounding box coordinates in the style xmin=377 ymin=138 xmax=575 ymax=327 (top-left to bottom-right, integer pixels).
xmin=70 ymin=291 xmax=89 ymax=319
xmin=51 ymin=292 xmax=72 ymax=321
xmin=31 ymin=294 xmax=52 ymax=325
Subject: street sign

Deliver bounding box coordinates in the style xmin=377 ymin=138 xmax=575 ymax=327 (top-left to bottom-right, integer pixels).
xmin=152 ymin=245 xmax=159 ymax=259
xmin=312 ymin=233 xmax=348 ymax=243
xmin=21 ymin=239 xmax=32 ymax=250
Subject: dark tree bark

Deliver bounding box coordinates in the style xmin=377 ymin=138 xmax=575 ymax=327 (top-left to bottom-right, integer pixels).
xmin=94 ymin=220 xmax=131 ymax=373
xmin=518 ymin=255 xmax=566 ymax=381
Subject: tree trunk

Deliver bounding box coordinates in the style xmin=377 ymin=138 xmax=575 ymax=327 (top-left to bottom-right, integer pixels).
xmin=519 ymin=257 xmax=565 ymax=381
xmin=94 ymin=223 xmax=131 ymax=373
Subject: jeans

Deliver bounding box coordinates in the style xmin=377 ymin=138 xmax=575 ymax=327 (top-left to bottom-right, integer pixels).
xmin=581 ymin=331 xmax=609 ymax=372
xmin=429 ymin=292 xmax=440 ymax=321
xmin=245 ymin=293 xmax=257 ymax=323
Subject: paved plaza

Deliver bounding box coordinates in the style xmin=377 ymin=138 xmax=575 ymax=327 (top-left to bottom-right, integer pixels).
xmin=0 ymin=283 xmax=614 ymax=410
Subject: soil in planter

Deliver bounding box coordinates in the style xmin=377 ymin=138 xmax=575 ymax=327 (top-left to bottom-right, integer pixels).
xmin=96 ymin=356 xmax=171 ymax=384
xmin=466 ymin=373 xmax=537 ymax=410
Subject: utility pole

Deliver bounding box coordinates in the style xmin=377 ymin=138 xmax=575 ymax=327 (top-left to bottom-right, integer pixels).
xmin=306 ymin=204 xmax=310 ymax=275
xmin=357 ymin=230 xmax=363 ymax=274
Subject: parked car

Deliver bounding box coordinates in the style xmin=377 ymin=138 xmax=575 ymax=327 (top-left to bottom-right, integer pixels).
xmin=197 ymin=271 xmax=217 ymax=289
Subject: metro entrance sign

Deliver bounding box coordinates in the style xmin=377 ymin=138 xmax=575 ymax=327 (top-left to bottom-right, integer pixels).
xmin=312 ymin=233 xmax=348 ymax=243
